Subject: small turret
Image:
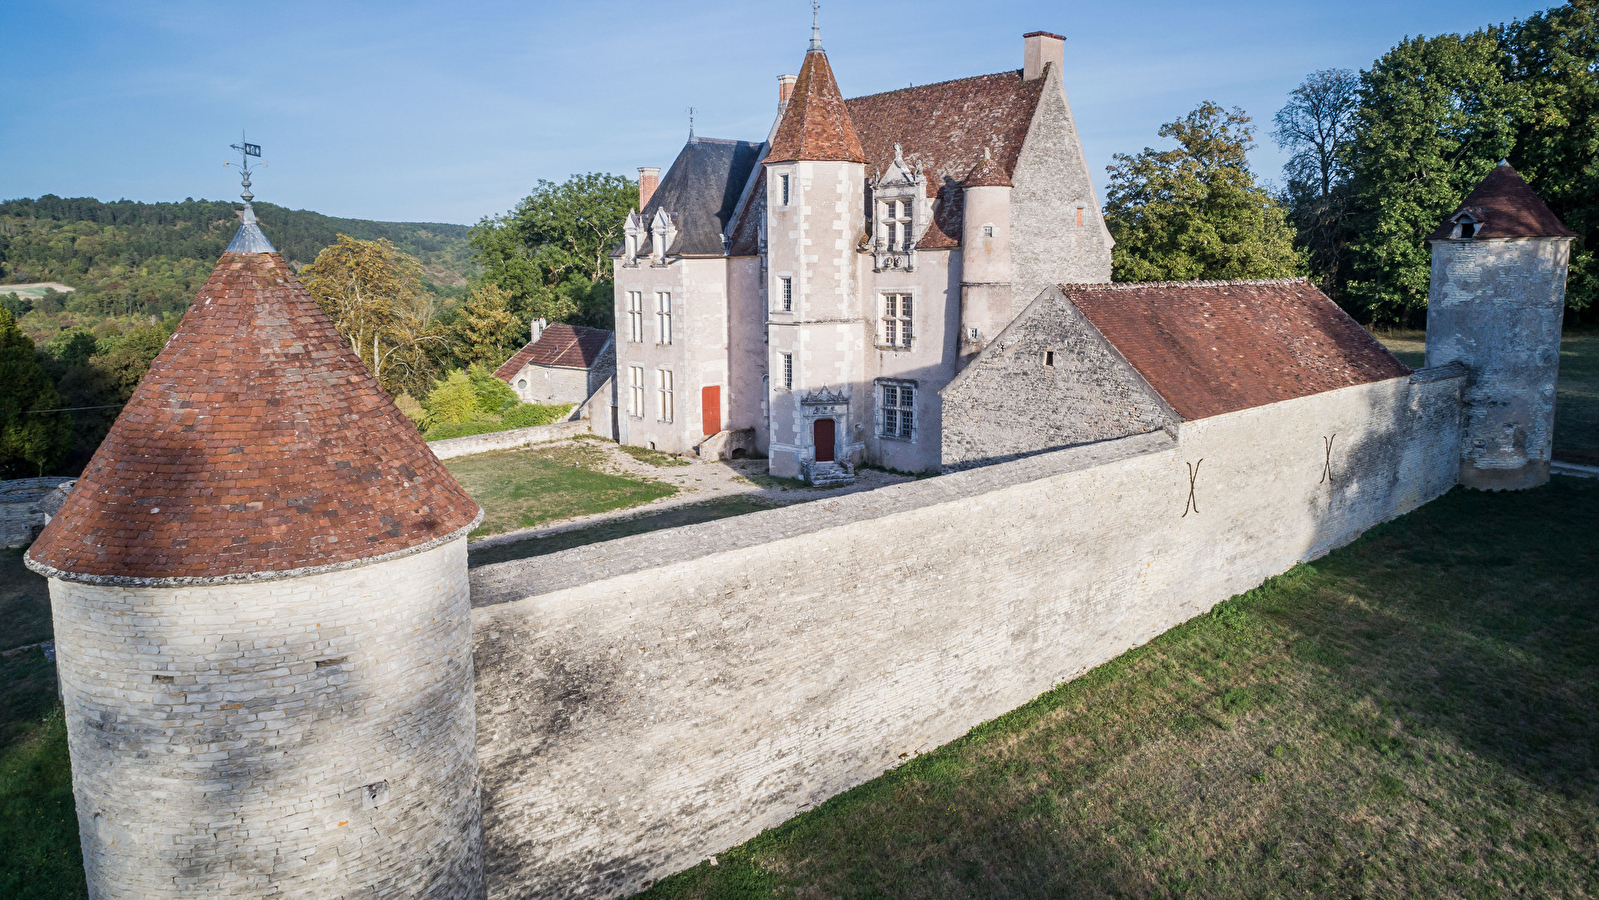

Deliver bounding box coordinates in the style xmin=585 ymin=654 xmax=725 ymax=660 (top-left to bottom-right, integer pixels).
xmin=1425 ymin=162 xmax=1576 ymax=490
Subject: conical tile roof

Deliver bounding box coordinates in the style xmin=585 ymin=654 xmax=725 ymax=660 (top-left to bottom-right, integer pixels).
xmin=26 ymin=245 xmax=481 ymax=584
xmin=766 ymin=48 xmax=866 ymax=164
xmin=1427 ymin=163 xmax=1576 ymax=241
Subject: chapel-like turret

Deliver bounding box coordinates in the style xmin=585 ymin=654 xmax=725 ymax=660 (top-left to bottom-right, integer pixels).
xmin=1425 ymin=162 xmax=1575 ymax=490
xmin=26 ymin=186 xmax=487 ymax=897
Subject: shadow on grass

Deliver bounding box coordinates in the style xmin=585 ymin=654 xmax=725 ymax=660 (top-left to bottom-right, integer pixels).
xmin=468 ymin=496 xmax=779 ymax=568
xmin=637 ymin=477 xmax=1599 ymax=899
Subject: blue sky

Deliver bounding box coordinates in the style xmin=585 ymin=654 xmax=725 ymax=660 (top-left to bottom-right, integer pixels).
xmin=0 ymin=0 xmax=1550 ymax=225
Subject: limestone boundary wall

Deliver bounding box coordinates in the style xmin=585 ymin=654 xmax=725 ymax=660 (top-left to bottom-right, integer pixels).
xmin=469 ymin=370 xmax=1464 ymax=898
xmin=426 ymin=418 xmax=587 ymax=461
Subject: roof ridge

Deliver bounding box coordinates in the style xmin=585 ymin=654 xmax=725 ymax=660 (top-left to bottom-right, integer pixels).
xmin=1060 ymin=278 xmax=1312 ymax=291
xmin=690 ymin=136 xmax=762 ymax=147
xmin=846 ymin=69 xmax=1021 ymax=103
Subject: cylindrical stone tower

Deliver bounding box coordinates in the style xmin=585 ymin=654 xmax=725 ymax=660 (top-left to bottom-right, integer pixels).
xmin=25 ymin=208 xmax=486 ymax=898
xmin=958 ymin=153 xmax=1014 ymax=367
xmin=1425 ymin=162 xmax=1575 ymax=490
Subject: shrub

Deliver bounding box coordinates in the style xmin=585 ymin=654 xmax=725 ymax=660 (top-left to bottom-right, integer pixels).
xmin=466 ymin=364 xmax=517 ymax=416
xmin=423 ymin=370 xmax=479 ymax=426
xmin=502 ymin=402 xmax=572 ymax=429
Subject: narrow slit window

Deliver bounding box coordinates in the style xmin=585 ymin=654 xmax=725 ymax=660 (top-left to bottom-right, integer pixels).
xmin=780 ymin=173 xmax=791 ymax=206
xmin=1045 ymin=351 xmax=1055 ymax=367
xmin=781 ymin=352 xmax=793 ymax=390
xmin=780 ymin=276 xmax=793 ymax=312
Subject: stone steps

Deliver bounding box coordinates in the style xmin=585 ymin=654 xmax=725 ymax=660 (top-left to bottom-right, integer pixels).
xmin=807 ymin=462 xmax=856 ymax=487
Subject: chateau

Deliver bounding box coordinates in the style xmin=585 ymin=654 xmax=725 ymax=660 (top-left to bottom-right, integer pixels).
xmin=18 ymin=22 xmax=1575 ymax=900
xmin=611 ymin=29 xmax=1112 ymax=479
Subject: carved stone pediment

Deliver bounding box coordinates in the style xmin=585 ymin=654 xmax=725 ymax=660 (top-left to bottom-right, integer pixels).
xmin=800 ymin=386 xmax=850 ymax=407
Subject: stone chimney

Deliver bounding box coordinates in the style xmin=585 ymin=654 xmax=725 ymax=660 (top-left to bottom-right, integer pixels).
xmin=1023 ymin=31 xmax=1066 ymax=81
xmin=777 ymin=74 xmax=798 ymax=112
xmin=531 ymin=317 xmax=548 ymax=343
xmin=637 ymin=167 xmax=660 ymax=210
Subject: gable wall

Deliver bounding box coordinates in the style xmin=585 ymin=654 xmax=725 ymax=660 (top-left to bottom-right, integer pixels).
xmin=942 ymin=289 xmax=1177 ymax=470
xmin=1008 ymin=71 xmax=1112 ymax=314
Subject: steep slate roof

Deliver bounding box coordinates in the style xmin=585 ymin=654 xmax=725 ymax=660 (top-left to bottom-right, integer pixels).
xmin=848 ymin=69 xmax=1047 ymax=247
xmin=727 ymin=167 xmax=766 ymax=257
xmin=26 ymin=250 xmax=481 ymax=584
xmin=1426 ymin=162 xmax=1576 ymax=242
xmin=494 ymin=323 xmax=613 ymax=378
xmin=766 ymin=49 xmax=866 ymax=164
xmin=637 ymin=137 xmax=764 ymax=257
xmin=1061 ymin=279 xmax=1411 ymax=420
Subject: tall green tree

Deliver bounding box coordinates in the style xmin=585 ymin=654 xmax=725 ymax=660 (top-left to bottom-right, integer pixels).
xmin=1343 ymin=31 xmax=1521 ymax=324
xmin=444 ymin=284 xmax=523 ymax=369
xmin=1503 ymin=0 xmax=1599 ymax=313
xmin=1274 ymin=69 xmax=1361 ymax=295
xmin=471 ymin=173 xmax=634 ymax=330
xmin=0 ymin=308 xmax=70 ymax=476
xmin=1105 ymin=102 xmax=1302 ymax=282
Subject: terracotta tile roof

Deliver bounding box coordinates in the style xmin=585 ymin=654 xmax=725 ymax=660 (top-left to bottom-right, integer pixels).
xmin=766 ymin=49 xmax=866 ymax=164
xmin=26 ymin=252 xmax=481 ymax=584
xmin=1062 ymin=279 xmax=1411 ymax=420
xmin=963 ymin=151 xmax=1012 ymax=188
xmin=847 ymin=69 xmax=1046 ymax=248
xmin=1426 ymin=163 xmax=1576 ymax=242
xmin=494 ymin=323 xmax=613 ymax=379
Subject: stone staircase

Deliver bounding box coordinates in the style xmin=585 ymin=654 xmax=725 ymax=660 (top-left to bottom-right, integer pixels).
xmin=804 ymin=461 xmax=856 ymax=487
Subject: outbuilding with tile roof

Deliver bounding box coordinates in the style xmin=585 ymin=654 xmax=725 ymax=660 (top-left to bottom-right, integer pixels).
xmin=494 ymin=318 xmax=615 ymax=406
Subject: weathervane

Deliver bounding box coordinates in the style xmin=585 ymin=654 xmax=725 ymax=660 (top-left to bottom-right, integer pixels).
xmin=810 ymin=0 xmax=823 ymax=50
xmin=688 ymin=106 xmax=696 ymax=140
xmin=224 ymin=131 xmax=266 ymax=205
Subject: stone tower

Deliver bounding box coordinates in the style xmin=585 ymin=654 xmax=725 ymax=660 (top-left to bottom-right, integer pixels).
xmin=761 ymin=23 xmax=868 ymax=480
xmin=25 ymin=207 xmax=487 ymax=898
xmin=1425 ymin=162 xmax=1576 ymax=490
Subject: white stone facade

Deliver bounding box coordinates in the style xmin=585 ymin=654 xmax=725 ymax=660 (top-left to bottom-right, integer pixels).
xmin=48 ymin=538 xmax=485 ymax=900
xmin=612 ymin=37 xmax=1112 ymax=476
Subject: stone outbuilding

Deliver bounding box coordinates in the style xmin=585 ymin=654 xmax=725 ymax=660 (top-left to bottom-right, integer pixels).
xmin=25 ymin=203 xmax=488 ymax=898
xmin=494 ymin=317 xmax=615 ymax=406
xmin=941 ymin=278 xmax=1412 ymax=471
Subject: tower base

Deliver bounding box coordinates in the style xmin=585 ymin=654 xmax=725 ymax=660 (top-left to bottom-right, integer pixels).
xmin=1460 ymin=460 xmax=1550 ymax=491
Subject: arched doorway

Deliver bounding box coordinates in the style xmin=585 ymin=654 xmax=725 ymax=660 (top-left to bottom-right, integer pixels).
xmin=813 ymin=418 xmax=835 ymax=462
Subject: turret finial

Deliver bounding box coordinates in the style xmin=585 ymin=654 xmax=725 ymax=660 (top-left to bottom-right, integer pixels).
xmin=224 ymin=131 xmax=276 ymax=253
xmin=810 ymin=0 xmax=823 ymax=51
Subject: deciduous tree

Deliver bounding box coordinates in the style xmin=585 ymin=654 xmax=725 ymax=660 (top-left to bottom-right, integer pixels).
xmin=299 ymin=235 xmax=445 ymax=396
xmin=1106 ymin=102 xmax=1302 ymax=282
xmin=1274 ymin=69 xmax=1360 ymax=294
xmin=470 ymin=173 xmax=634 ymax=330
xmin=0 ymin=308 xmax=70 ymax=476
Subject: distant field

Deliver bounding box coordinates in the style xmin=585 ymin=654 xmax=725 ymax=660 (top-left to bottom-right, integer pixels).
xmin=0 ymin=283 xmax=74 ymax=300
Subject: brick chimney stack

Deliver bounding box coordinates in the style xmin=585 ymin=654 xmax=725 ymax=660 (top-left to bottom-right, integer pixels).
xmin=777 ymin=74 xmax=798 ymax=112
xmin=1023 ymin=31 xmax=1066 ymax=81
xmin=637 ymin=167 xmax=660 ymax=209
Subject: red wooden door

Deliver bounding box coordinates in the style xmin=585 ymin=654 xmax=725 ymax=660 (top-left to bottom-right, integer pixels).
xmin=702 ymin=385 xmax=721 ymax=436
xmin=813 ymin=418 xmax=835 ymax=462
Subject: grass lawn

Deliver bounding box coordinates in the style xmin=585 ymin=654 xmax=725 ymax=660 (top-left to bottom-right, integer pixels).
xmin=0 ymin=550 xmax=81 ymax=899
xmin=443 ymin=440 xmax=677 ymax=538
xmin=617 ymin=444 xmax=693 ymax=467
xmin=469 ymin=496 xmax=775 ymax=568
xmin=641 ymin=476 xmax=1599 ymax=899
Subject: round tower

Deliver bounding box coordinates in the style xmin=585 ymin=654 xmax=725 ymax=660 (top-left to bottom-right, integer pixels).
xmin=1425 ymin=162 xmax=1575 ymax=490
xmin=25 ymin=203 xmax=486 ymax=897
xmin=958 ymin=151 xmax=1014 ymax=367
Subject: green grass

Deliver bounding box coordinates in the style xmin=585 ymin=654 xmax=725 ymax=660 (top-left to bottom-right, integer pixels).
xmin=0 ymin=550 xmax=82 ymax=899
xmin=443 ymin=440 xmax=676 ymax=538
xmin=468 ymin=496 xmax=777 ymax=568
xmin=1371 ymin=328 xmax=1427 ymax=369
xmin=618 ymin=444 xmax=693 ymax=467
xmin=1554 ymin=330 xmax=1599 ymax=465
xmin=638 ymin=477 xmax=1599 ymax=899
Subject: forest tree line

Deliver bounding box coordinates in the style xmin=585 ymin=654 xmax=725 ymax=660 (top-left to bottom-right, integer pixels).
xmin=0 ymin=1 xmax=1592 ymax=477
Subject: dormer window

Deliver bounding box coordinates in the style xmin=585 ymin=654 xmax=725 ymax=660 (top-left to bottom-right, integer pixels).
xmin=884 ymin=200 xmax=914 ymax=250
xmin=1451 ymin=211 xmax=1481 ymax=240
xmin=1459 ymin=217 xmax=1477 ymax=239
xmin=869 ymin=145 xmax=927 ymax=272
